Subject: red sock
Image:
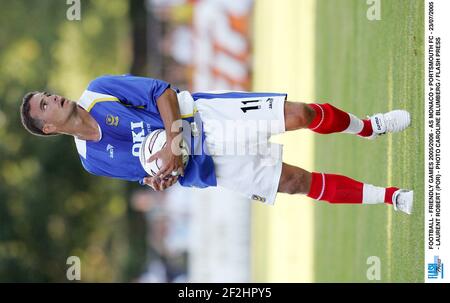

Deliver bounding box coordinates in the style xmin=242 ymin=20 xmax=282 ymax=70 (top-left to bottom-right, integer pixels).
xmin=357 ymin=119 xmax=373 ymax=137
xmin=307 ymin=103 xmax=350 ymax=134
xmin=307 ymin=103 xmax=374 ymax=137
xmin=384 ymin=187 xmax=398 ymax=205
xmin=307 ymin=172 xmax=397 ymax=204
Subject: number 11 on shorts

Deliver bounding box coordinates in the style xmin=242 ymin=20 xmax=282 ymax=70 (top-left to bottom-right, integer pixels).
xmin=240 ymin=100 xmax=261 ymax=113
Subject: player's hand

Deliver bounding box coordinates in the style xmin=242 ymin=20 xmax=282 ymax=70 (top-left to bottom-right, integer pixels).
xmin=147 ymin=137 xmax=184 ymax=179
xmin=143 ymin=175 xmax=178 ymax=191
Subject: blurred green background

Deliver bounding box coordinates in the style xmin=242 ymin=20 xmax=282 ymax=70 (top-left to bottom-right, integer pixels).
xmin=0 ymin=0 xmax=150 ymax=282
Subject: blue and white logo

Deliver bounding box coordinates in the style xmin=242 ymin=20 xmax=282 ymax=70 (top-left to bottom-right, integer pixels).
xmin=106 ymin=144 xmax=115 ymax=159
xmin=428 ymin=256 xmax=444 ymax=279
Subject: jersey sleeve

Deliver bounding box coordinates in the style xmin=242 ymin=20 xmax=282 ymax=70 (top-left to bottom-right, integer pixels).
xmin=87 ymin=74 xmax=171 ymax=114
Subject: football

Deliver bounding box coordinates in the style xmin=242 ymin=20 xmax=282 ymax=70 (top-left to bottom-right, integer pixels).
xmin=139 ymin=129 xmax=190 ymax=177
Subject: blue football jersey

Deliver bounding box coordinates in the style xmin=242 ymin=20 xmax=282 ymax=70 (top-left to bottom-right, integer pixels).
xmin=74 ymin=74 xmax=217 ymax=188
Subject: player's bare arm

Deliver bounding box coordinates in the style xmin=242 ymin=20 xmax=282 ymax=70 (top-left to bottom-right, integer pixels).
xmin=144 ymin=88 xmax=184 ymax=191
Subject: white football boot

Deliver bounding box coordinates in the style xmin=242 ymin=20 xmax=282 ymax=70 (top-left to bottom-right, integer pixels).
xmin=366 ymin=110 xmax=411 ymax=139
xmin=392 ymin=189 xmax=414 ymax=215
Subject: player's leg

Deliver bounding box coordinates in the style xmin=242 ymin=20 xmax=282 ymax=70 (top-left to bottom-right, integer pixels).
xmin=284 ymin=101 xmax=411 ymax=139
xmin=283 ymin=101 xmax=317 ymax=131
xmin=277 ymin=162 xmax=413 ymax=214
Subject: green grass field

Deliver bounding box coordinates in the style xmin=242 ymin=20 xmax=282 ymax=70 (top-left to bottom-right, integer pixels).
xmin=313 ymin=0 xmax=424 ymax=282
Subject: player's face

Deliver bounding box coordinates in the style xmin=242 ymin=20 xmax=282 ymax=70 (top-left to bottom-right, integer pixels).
xmin=28 ymin=92 xmax=77 ymax=134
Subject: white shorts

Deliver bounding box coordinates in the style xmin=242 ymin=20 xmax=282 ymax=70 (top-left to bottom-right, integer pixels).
xmin=192 ymin=91 xmax=287 ymax=205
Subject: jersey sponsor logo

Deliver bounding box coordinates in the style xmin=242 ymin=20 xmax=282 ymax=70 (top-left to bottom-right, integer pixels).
xmin=106 ymin=114 xmax=119 ymax=126
xmin=106 ymin=144 xmax=115 ymax=159
xmin=130 ymin=121 xmax=145 ymax=157
xmin=251 ymin=194 xmax=266 ymax=203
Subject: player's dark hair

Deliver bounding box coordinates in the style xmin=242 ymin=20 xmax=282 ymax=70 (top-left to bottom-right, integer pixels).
xmin=20 ymin=91 xmax=59 ymax=137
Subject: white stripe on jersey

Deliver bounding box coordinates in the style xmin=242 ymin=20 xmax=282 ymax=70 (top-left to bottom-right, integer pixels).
xmin=78 ymin=90 xmax=118 ymax=112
